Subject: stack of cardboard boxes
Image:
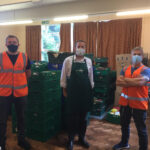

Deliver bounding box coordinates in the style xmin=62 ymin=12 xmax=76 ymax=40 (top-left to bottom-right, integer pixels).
xmin=115 ymin=54 xmax=131 ymax=106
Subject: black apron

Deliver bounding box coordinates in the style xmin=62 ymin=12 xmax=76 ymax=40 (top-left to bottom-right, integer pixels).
xmin=66 ymin=57 xmax=93 ymax=114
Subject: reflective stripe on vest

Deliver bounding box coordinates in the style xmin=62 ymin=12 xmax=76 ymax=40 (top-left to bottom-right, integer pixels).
xmin=0 ymin=84 xmax=27 ymax=89
xmin=121 ymin=93 xmax=149 ymax=101
xmin=22 ymin=53 xmax=26 ymax=69
xmin=0 ymin=69 xmax=25 ymax=73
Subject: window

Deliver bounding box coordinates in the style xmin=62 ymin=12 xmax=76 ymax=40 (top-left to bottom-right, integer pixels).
xmin=41 ymin=24 xmax=60 ymax=61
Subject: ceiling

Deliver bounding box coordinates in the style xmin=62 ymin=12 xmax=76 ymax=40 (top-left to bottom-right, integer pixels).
xmin=0 ymin=0 xmax=80 ymax=12
xmin=0 ymin=0 xmax=150 ymax=23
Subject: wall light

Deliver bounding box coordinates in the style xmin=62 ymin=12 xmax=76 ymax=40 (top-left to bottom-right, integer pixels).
xmin=0 ymin=20 xmax=33 ymax=26
xmin=116 ymin=9 xmax=150 ymax=16
xmin=54 ymin=15 xmax=88 ymax=22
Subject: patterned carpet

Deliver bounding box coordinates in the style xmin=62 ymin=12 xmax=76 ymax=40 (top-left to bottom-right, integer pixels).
xmin=6 ymin=115 xmax=150 ymax=150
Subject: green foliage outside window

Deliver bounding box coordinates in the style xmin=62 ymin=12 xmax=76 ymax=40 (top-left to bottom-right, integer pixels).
xmin=41 ymin=24 xmax=60 ymax=61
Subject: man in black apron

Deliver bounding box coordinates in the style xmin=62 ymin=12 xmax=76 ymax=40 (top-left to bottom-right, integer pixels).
xmin=60 ymin=40 xmax=94 ymax=150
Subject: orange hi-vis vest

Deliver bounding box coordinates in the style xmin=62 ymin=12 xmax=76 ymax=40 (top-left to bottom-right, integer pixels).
xmin=0 ymin=52 xmax=28 ymax=97
xmin=119 ymin=65 xmax=149 ymax=110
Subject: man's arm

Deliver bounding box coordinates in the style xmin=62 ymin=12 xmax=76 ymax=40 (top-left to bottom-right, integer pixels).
xmin=116 ymin=75 xmax=148 ymax=87
xmin=116 ymin=76 xmax=128 ymax=87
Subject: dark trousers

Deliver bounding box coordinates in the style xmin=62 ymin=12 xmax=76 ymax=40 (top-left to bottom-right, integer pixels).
xmin=120 ymin=106 xmax=148 ymax=150
xmin=67 ymin=112 xmax=88 ymax=140
xmin=0 ymin=94 xmax=27 ymax=147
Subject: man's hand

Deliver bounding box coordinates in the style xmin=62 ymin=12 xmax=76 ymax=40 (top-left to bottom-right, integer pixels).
xmin=116 ymin=76 xmax=128 ymax=87
xmin=63 ymin=88 xmax=67 ymax=97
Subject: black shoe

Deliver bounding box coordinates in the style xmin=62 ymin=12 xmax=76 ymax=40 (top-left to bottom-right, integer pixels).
xmin=18 ymin=138 xmax=31 ymax=150
xmin=113 ymin=142 xmax=130 ymax=150
xmin=67 ymin=140 xmax=74 ymax=150
xmin=78 ymin=138 xmax=90 ymax=148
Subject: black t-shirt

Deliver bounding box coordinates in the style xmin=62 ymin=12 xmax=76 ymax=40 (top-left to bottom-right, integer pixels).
xmin=6 ymin=52 xmax=31 ymax=70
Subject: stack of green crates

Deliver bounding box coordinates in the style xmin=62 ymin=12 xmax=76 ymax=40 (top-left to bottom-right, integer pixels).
xmin=12 ymin=61 xmax=62 ymax=142
xmin=92 ymin=65 xmax=116 ymax=117
xmin=95 ymin=57 xmax=108 ymax=67
xmin=26 ymin=70 xmax=61 ymax=142
xmin=91 ymin=98 xmax=105 ymax=116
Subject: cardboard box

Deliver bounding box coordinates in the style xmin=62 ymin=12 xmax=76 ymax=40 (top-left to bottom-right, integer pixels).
xmin=114 ymin=87 xmax=122 ymax=106
xmin=116 ymin=54 xmax=131 ymax=77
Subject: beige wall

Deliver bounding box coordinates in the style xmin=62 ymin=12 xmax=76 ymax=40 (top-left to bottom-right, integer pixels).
xmin=0 ymin=25 xmax=26 ymax=53
xmin=141 ymin=17 xmax=150 ymax=54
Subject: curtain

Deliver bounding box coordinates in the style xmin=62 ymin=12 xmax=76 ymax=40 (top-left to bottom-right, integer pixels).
xmin=59 ymin=23 xmax=71 ymax=52
xmin=73 ymin=22 xmax=97 ymax=56
xmin=97 ymin=18 xmax=142 ymax=69
xmin=26 ymin=25 xmax=41 ymax=61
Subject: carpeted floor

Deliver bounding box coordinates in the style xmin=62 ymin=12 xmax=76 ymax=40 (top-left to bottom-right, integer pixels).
xmin=6 ymin=114 xmax=150 ymax=150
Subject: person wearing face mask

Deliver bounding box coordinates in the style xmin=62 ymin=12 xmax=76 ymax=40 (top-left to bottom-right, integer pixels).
xmin=0 ymin=35 xmax=31 ymax=150
xmin=113 ymin=47 xmax=150 ymax=150
xmin=60 ymin=40 xmax=94 ymax=150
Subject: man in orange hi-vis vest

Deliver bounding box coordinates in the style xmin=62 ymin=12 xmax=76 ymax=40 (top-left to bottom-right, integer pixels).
xmin=0 ymin=35 xmax=31 ymax=150
xmin=113 ymin=47 xmax=150 ymax=150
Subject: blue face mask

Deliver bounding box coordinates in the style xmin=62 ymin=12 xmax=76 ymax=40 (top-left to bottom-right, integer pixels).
xmin=132 ymin=55 xmax=142 ymax=65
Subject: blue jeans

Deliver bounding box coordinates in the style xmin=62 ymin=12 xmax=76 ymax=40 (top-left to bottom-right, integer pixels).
xmin=120 ymin=106 xmax=148 ymax=150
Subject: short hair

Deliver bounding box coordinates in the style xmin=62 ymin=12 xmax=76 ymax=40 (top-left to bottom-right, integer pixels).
xmin=75 ymin=40 xmax=86 ymax=47
xmin=131 ymin=46 xmax=143 ymax=55
xmin=6 ymin=35 xmax=19 ymax=44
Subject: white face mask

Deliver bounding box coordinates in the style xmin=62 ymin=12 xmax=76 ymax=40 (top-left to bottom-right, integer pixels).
xmin=76 ymin=48 xmax=85 ymax=56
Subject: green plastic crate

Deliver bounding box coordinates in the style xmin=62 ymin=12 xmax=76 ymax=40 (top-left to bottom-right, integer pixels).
xmin=28 ymin=88 xmax=61 ymax=100
xmin=31 ymin=62 xmax=48 ymax=72
xmin=94 ymin=68 xmax=110 ymax=75
xmin=28 ymin=80 xmax=60 ymax=92
xmin=30 ymin=70 xmax=61 ymax=81
xmin=95 ymin=57 xmax=108 ymax=63
xmin=94 ymin=87 xmax=110 ymax=93
xmin=94 ymin=69 xmax=111 ymax=82
xmin=27 ymin=98 xmax=61 ymax=113
xmin=92 ymin=98 xmax=105 ymax=109
xmin=26 ymin=112 xmax=61 ymax=131
xmin=106 ymin=111 xmax=120 ymax=124
xmin=41 ymin=71 xmax=61 ymax=80
xmin=91 ymin=107 xmax=105 ymax=116
xmin=26 ymin=104 xmax=61 ymax=120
